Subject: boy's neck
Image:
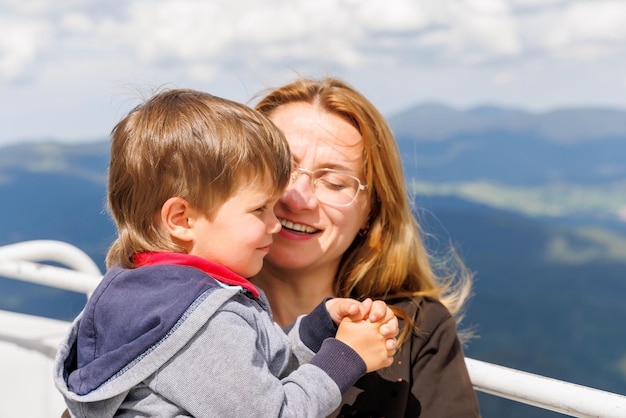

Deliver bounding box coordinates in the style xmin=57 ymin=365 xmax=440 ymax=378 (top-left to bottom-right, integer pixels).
xmin=252 ymin=265 xmax=336 ymax=327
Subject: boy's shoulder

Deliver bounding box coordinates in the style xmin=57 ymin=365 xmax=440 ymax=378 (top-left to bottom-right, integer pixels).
xmin=68 ymin=263 xmax=247 ymax=396
xmin=96 ymin=264 xmax=224 ymax=310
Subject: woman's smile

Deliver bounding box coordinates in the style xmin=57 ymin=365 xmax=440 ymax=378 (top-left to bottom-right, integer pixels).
xmin=279 ymin=218 xmax=320 ymax=234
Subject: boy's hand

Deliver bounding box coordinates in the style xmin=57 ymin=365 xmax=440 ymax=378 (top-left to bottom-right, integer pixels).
xmin=367 ymin=300 xmax=399 ymax=347
xmin=325 ymin=297 xmax=372 ymax=324
xmin=326 ymin=297 xmax=399 ymax=353
xmin=335 ymin=313 xmax=397 ymax=372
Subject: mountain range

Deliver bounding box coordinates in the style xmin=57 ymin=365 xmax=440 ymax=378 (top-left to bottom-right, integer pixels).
xmin=1 ymin=103 xmax=625 ymax=417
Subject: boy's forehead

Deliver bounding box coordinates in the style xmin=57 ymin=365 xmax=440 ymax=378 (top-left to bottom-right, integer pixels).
xmin=237 ymin=171 xmax=280 ymax=191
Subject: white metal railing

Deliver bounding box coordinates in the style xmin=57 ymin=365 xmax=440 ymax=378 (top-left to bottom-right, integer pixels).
xmin=1 ymin=240 xmax=626 ymax=417
xmin=466 ymin=358 xmax=626 ymax=417
xmin=0 ymin=240 xmax=102 ymax=296
xmin=0 ymin=240 xmax=102 ymax=276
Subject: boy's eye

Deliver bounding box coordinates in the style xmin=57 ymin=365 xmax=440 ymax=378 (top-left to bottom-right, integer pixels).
xmin=254 ymin=196 xmax=279 ymax=214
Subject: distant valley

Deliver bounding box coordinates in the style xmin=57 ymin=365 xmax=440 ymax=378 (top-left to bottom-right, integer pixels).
xmin=391 ymin=103 xmax=626 ymax=229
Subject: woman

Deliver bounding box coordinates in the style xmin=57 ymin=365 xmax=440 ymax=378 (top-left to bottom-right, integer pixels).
xmin=251 ymin=77 xmax=480 ymax=417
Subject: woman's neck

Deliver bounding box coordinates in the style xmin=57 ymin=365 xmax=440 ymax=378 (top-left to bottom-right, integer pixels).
xmin=252 ymin=264 xmax=336 ymax=327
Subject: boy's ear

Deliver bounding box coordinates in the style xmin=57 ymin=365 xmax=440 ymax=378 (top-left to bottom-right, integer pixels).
xmin=161 ymin=197 xmax=194 ymax=242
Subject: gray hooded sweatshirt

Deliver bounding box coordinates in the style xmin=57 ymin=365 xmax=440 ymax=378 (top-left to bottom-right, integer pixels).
xmin=53 ymin=252 xmax=366 ymax=417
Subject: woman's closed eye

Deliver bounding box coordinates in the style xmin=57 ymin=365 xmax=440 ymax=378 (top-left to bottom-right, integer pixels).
xmin=317 ymin=176 xmax=347 ymax=191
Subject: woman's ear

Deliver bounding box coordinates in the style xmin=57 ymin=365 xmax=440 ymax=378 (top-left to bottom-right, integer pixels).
xmin=160 ymin=197 xmax=194 ymax=243
xmin=359 ymin=211 xmax=372 ymax=237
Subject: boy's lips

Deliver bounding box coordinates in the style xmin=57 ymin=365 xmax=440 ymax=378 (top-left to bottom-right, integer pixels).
xmin=257 ymin=239 xmax=274 ymax=251
xmin=279 ymin=219 xmax=320 ymax=234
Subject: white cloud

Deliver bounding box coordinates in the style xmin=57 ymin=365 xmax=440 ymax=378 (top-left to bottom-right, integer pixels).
xmin=0 ymin=0 xmax=58 ymax=14
xmin=60 ymin=12 xmax=95 ymax=33
xmin=3 ymin=0 xmax=624 ymax=83
xmin=0 ymin=17 xmax=53 ymax=79
xmin=126 ymin=0 xmax=223 ymax=61
xmin=353 ymin=0 xmax=427 ymax=32
xmin=494 ymin=71 xmax=515 ymax=86
xmin=440 ymin=0 xmax=521 ymax=63
xmin=514 ymin=0 xmax=626 ymax=60
xmin=546 ymin=1 xmax=626 ymax=60
xmin=2 ymin=0 xmax=626 ymax=143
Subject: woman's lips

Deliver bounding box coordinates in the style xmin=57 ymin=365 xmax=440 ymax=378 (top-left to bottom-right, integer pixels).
xmin=279 ymin=219 xmax=320 ymax=234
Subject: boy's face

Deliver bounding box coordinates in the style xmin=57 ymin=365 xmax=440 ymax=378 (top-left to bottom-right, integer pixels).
xmin=187 ymin=181 xmax=282 ymax=278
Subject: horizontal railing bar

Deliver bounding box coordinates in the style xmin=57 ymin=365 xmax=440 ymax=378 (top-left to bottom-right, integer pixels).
xmin=0 ymin=240 xmax=102 ymax=276
xmin=0 ymin=259 xmax=100 ymax=296
xmin=466 ymin=358 xmax=626 ymax=417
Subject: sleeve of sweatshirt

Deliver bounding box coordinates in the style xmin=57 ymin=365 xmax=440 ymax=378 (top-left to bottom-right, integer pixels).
xmin=282 ymin=297 xmax=369 ymax=394
xmin=283 ymin=297 xmax=338 ymax=364
xmin=297 ymin=297 xmax=338 ymax=352
xmin=149 ymin=301 xmax=366 ymax=418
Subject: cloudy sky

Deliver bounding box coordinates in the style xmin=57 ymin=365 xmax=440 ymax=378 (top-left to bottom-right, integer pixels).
xmin=2 ymin=0 xmax=626 ymax=145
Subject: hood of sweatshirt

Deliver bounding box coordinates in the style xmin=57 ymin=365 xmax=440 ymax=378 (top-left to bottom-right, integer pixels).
xmin=54 ymin=253 xmax=260 ymax=409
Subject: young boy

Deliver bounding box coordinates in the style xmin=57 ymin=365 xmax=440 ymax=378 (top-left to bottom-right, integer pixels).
xmin=53 ymin=89 xmax=398 ymax=417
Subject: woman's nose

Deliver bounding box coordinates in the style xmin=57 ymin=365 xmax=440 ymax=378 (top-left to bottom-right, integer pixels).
xmin=281 ymin=173 xmax=318 ymax=209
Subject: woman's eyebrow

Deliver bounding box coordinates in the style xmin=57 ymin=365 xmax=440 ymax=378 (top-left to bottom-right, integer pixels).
xmin=294 ymin=161 xmax=356 ymax=173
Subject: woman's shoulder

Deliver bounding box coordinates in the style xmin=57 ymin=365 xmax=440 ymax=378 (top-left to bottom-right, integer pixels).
xmin=389 ymin=296 xmax=456 ymax=338
xmin=388 ymin=295 xmax=451 ymax=318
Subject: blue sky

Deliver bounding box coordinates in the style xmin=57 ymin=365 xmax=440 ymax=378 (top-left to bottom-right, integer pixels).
xmin=2 ymin=0 xmax=626 ymax=145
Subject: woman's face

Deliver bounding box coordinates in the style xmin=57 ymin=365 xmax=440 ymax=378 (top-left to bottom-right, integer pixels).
xmin=265 ymin=101 xmax=370 ymax=276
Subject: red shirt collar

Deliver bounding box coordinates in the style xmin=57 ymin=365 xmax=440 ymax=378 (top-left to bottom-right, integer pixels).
xmin=133 ymin=252 xmax=260 ymax=298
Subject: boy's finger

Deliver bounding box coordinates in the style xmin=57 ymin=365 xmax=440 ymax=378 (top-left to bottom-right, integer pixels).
xmin=340 ymin=299 xmax=369 ymax=320
xmin=380 ymin=317 xmax=399 ymax=336
xmin=368 ymin=300 xmax=387 ymax=321
xmin=379 ymin=323 xmax=397 ymax=337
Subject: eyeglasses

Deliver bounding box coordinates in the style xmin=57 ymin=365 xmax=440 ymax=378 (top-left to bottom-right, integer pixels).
xmin=289 ymin=166 xmax=368 ymax=207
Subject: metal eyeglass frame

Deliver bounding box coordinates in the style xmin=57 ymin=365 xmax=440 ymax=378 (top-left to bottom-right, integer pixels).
xmin=290 ymin=166 xmax=368 ymax=207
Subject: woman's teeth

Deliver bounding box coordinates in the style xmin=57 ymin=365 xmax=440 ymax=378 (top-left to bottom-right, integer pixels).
xmin=280 ymin=219 xmax=317 ymax=234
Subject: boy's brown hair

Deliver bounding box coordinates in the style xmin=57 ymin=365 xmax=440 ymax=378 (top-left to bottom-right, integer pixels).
xmin=106 ymin=88 xmax=291 ymax=268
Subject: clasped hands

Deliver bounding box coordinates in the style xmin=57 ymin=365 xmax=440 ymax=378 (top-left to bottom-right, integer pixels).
xmin=326 ymin=298 xmax=399 ymax=372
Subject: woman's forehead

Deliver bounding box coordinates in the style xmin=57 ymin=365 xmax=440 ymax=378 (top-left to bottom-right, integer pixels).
xmin=271 ymin=102 xmax=363 ymax=164
xmin=291 ymin=136 xmax=363 ymax=168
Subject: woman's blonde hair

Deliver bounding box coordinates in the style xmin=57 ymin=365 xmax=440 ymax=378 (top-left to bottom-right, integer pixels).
xmin=255 ymin=77 xmax=473 ymax=342
xmin=106 ymin=88 xmax=291 ymax=269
